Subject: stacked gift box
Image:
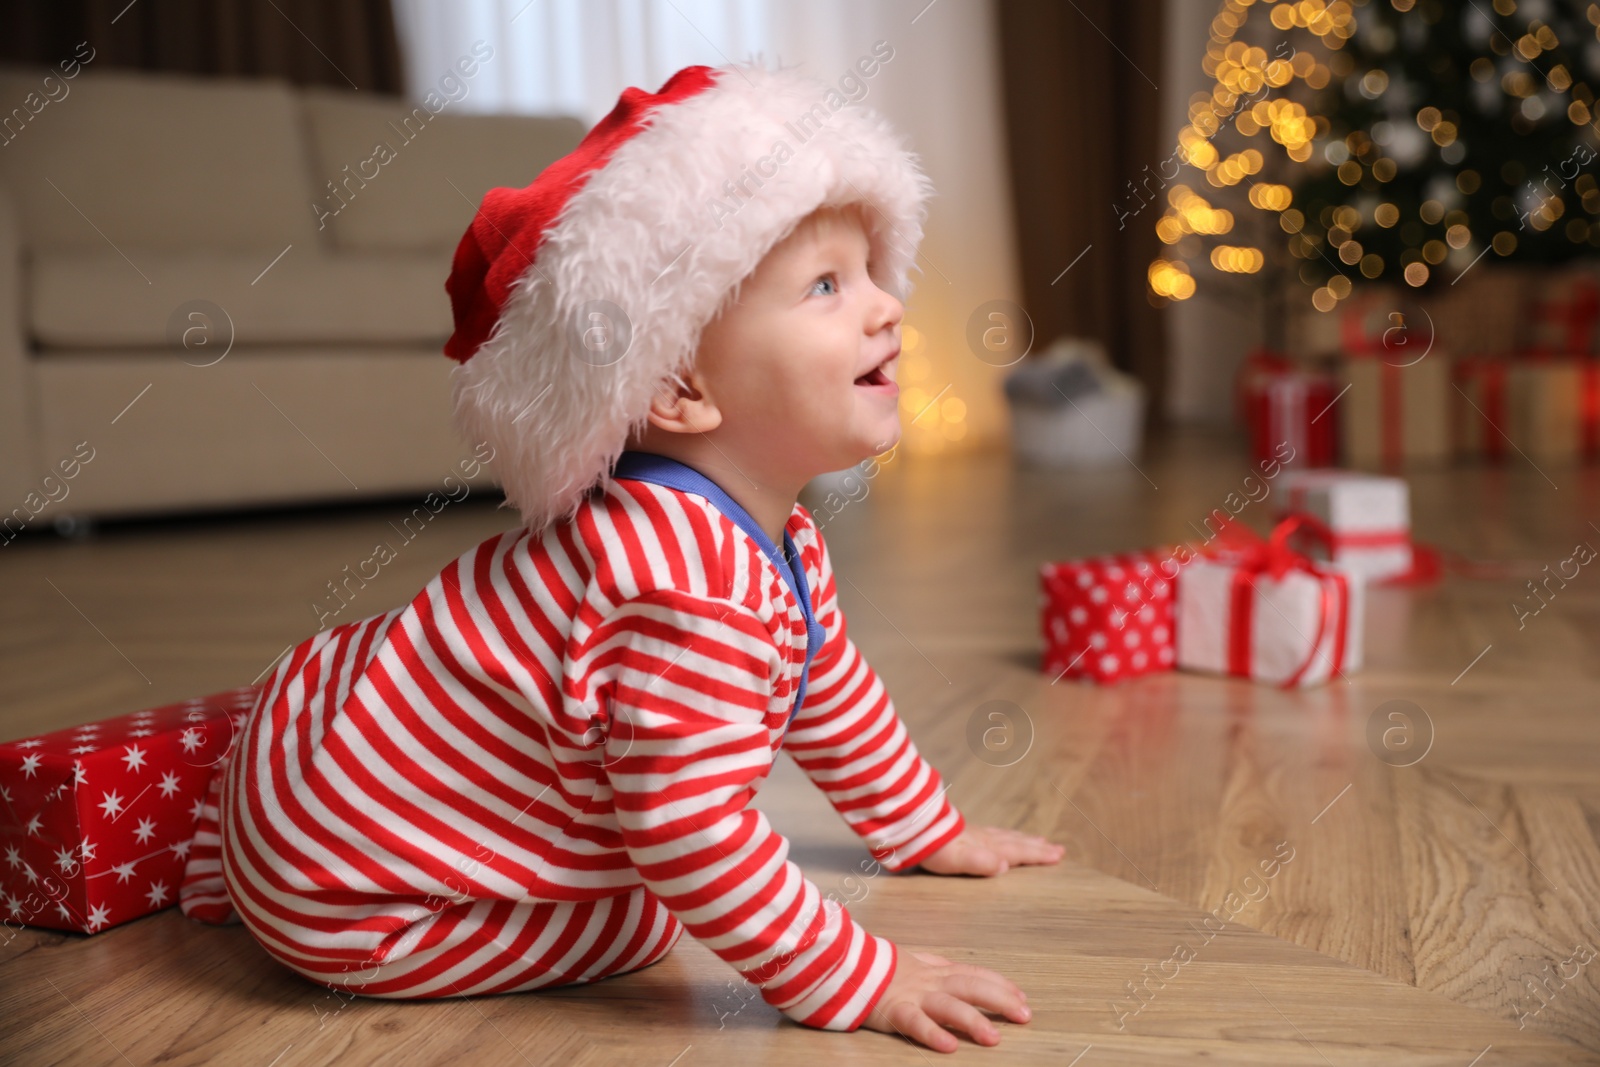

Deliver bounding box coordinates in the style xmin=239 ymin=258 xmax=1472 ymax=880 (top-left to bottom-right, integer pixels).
xmin=1446 ymin=267 xmax=1600 ymax=464
xmin=1250 ymin=263 xmax=1600 ymax=469
xmin=0 ymin=687 xmax=257 ymax=934
xmin=1042 ymin=266 xmax=1600 ymax=687
xmin=1274 ymin=469 xmax=1413 ymax=583
xmin=1173 ymin=523 xmax=1364 ymax=688
xmin=1517 ymin=359 xmax=1600 ymax=462
xmin=1047 ymin=258 xmax=1600 ymax=685
xmin=1335 ymin=286 xmax=1454 ymax=469
xmin=1453 ymin=356 xmax=1511 ymax=461
xmin=1235 ymin=348 xmax=1340 ymax=470
xmin=1039 ymin=470 xmax=1421 ymax=689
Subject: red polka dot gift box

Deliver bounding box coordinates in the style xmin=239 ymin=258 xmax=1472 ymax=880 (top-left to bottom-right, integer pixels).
xmin=0 ymin=686 xmax=258 ymax=934
xmin=1040 ymin=550 xmax=1179 ymax=684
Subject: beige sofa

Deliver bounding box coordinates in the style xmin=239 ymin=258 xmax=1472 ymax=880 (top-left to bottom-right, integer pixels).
xmin=0 ymin=66 xmax=585 ymax=530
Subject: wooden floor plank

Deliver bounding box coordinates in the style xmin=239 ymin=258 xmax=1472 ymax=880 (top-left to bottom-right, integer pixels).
xmin=1398 ymin=766 xmax=1600 ymax=1053
xmin=7 ymin=855 xmax=1587 ymax=1066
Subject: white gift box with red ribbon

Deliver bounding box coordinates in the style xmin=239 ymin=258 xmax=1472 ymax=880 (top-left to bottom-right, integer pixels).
xmin=1275 ymin=469 xmax=1411 ymax=583
xmin=1175 ymin=518 xmax=1365 ymax=688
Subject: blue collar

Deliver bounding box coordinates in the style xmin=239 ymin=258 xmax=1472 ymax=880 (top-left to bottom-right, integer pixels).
xmin=609 ymin=450 xmax=827 ymax=728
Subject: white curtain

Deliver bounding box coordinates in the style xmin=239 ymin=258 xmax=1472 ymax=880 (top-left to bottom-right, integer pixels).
xmin=391 ymin=0 xmax=871 ymax=125
xmin=389 ymin=0 xmax=1021 ymax=455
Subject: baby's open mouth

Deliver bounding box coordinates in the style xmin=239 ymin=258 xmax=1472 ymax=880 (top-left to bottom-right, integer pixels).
xmin=854 ymin=347 xmax=900 ymax=389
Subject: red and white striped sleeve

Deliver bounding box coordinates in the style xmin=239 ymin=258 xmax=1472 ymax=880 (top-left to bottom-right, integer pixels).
xmin=594 ymin=586 xmax=897 ymax=1031
xmin=782 ymin=515 xmax=967 ymax=875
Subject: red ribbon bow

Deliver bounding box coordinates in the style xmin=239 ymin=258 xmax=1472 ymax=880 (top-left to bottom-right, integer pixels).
xmin=1284 ymin=510 xmax=1407 ymax=552
xmin=1203 ymin=516 xmax=1350 ymax=688
xmin=1279 ymin=508 xmax=1540 ymax=587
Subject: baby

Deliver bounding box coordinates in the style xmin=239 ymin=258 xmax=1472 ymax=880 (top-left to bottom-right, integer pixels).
xmin=179 ymin=60 xmax=1062 ymax=1054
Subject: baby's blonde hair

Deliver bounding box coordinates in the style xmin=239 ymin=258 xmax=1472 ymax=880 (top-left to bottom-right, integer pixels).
xmin=627 ymin=201 xmax=877 ymax=451
xmin=789 ymin=199 xmax=872 ymax=243
xmin=720 ymin=200 xmax=874 ymax=313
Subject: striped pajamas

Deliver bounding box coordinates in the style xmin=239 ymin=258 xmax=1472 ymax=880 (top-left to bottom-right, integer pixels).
xmin=179 ymin=453 xmax=965 ymax=1031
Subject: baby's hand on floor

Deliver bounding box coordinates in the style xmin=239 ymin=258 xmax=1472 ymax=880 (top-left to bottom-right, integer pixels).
xmin=916 ymin=826 xmax=1065 ymax=876
xmin=861 ymin=949 xmax=1030 ymax=1052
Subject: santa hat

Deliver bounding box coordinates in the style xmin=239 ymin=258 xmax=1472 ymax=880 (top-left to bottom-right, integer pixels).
xmin=444 ymin=59 xmax=935 ymax=533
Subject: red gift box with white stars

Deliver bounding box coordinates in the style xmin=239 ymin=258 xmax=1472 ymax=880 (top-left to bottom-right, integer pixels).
xmin=0 ymin=686 xmax=258 ymax=934
xmin=1040 ymin=550 xmax=1178 ymax=684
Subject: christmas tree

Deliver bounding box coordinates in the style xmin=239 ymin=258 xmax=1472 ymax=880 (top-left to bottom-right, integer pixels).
xmin=1149 ymin=0 xmax=1600 ymax=332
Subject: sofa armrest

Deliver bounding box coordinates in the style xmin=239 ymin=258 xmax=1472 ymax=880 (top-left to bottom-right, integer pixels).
xmin=0 ymin=181 xmax=38 ymax=522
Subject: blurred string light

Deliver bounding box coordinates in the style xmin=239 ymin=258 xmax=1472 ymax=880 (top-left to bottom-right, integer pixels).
xmin=892 ymin=324 xmax=970 ymax=450
xmin=1148 ymin=0 xmax=1600 ymax=312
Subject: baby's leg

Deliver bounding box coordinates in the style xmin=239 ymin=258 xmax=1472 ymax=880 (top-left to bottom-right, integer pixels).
xmin=178 ymin=758 xmax=240 ymax=925
xmin=264 ymin=888 xmax=686 ymax=1001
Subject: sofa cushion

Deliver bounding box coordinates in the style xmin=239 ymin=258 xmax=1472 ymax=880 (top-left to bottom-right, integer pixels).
xmin=0 ymin=66 xmax=322 ymax=253
xmin=32 ymin=347 xmax=487 ymax=517
xmin=29 ymin=250 xmax=452 ymax=349
xmin=299 ymin=87 xmax=585 ymax=252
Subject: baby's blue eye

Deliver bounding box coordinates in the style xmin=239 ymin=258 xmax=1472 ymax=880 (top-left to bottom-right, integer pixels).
xmin=809 ymin=273 xmax=838 ymax=297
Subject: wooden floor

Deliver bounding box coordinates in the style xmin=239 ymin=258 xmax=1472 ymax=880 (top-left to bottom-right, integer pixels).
xmin=4 ymin=428 xmax=1599 ymax=1065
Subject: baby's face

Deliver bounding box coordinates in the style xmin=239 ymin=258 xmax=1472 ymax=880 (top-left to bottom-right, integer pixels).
xmin=693 ymin=203 xmax=903 ymax=480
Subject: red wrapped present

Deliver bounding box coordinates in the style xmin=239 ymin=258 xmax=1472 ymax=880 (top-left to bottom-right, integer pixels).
xmin=1452 ymin=356 xmax=1512 ymax=461
xmin=1233 ymin=347 xmax=1294 ymax=424
xmin=1175 ymin=516 xmax=1364 ymax=688
xmin=1040 ymin=549 xmax=1178 ymax=684
xmin=1454 ymin=354 xmax=1600 ymax=463
xmin=1247 ymin=370 xmax=1340 ymax=470
xmin=1511 ymin=356 xmax=1600 ymax=463
xmin=0 ymin=687 xmax=258 ymax=934
xmin=1518 ymin=269 xmax=1600 ymax=358
xmin=1234 ymin=349 xmax=1340 ymax=469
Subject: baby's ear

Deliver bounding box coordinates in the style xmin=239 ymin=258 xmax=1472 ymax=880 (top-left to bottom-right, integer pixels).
xmin=640 ymin=368 xmax=721 ymax=434
xmin=649 ymin=373 xmax=695 ymax=413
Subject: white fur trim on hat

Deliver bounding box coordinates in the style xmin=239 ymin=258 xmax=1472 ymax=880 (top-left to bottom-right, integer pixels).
xmin=450 ymin=60 xmax=935 ymax=534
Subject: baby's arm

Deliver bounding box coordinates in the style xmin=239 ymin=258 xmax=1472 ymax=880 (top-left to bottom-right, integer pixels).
xmin=592 ymin=575 xmax=1036 ymax=1049
xmin=787 ymin=528 xmax=1063 ymax=882
xmin=784 ymin=611 xmax=966 ymax=871
xmin=782 ymin=524 xmax=965 ymax=872
xmin=594 ymin=587 xmax=894 ymax=1031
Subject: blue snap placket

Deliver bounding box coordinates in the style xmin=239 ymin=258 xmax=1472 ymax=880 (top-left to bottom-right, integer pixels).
xmin=610 ymin=451 xmax=826 ymax=729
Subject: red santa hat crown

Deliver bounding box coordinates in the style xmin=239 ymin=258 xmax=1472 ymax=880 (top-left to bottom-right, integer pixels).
xmin=444 ymin=59 xmax=934 ymax=533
